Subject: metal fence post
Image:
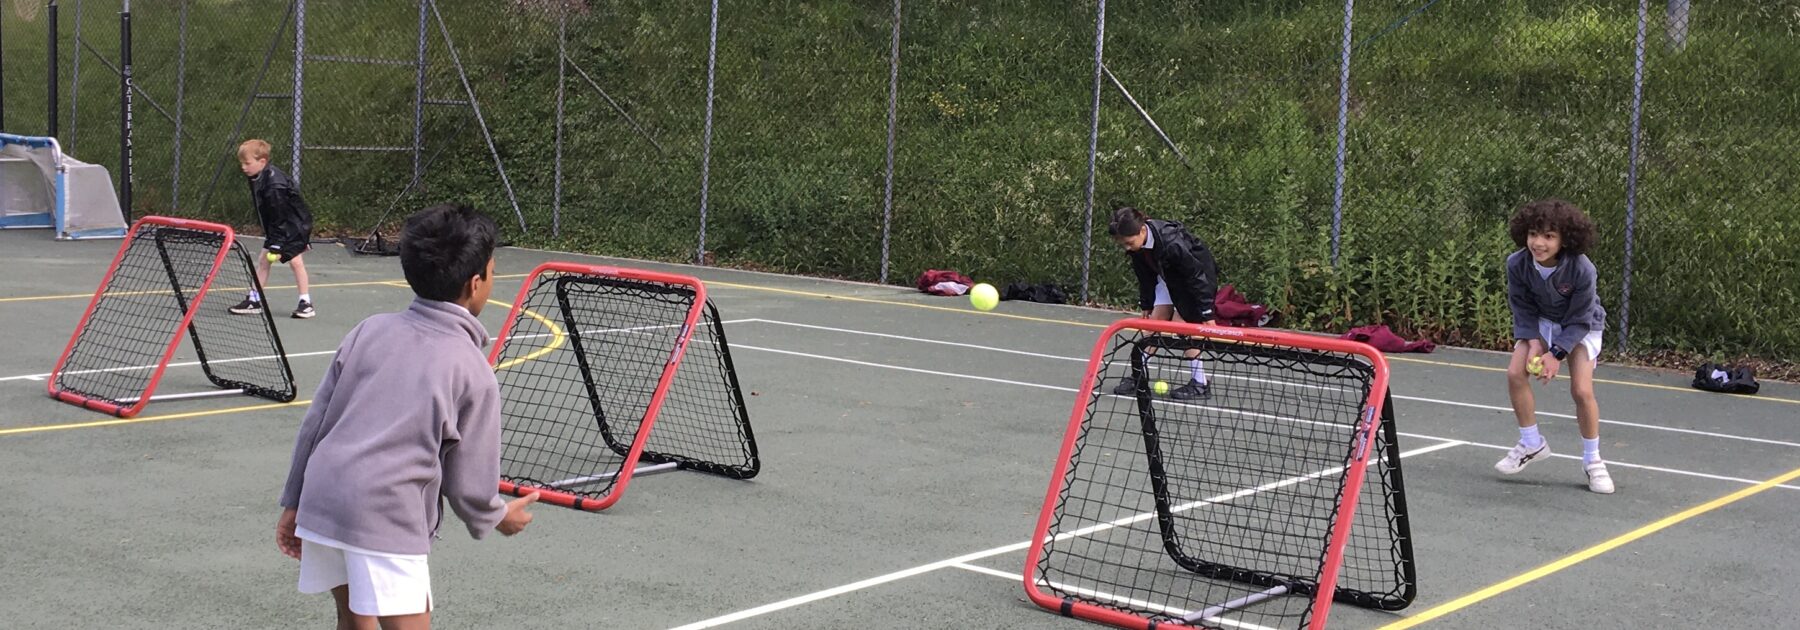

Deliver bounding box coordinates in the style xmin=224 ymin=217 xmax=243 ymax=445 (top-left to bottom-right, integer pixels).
xmin=48 ymin=1 xmax=58 ymax=139
xmin=119 ymin=0 xmax=132 ymax=220
xmin=1 ymin=3 xmax=6 ymax=130
xmin=880 ymin=0 xmax=901 ymax=284
xmin=696 ymin=0 xmax=720 ymax=265
xmin=1621 ymin=0 xmax=1650 ymax=352
xmin=68 ymin=0 xmax=83 ymax=151
xmin=1329 ymin=0 xmax=1356 ymax=267
xmin=291 ymin=0 xmax=304 ymax=183
xmin=172 ymin=0 xmax=188 ymax=209
xmin=413 ymin=0 xmax=428 ymax=188
xmin=1079 ymin=0 xmax=1106 ymax=305
xmin=554 ymin=4 xmax=566 ymax=239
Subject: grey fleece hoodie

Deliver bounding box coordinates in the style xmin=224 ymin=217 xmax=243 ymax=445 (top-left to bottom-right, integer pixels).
xmin=1506 ymin=248 xmax=1607 ymax=353
xmin=279 ymin=298 xmax=507 ymax=555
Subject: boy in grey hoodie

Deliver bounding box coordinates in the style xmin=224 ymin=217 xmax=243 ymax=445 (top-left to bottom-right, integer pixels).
xmin=1493 ymin=198 xmax=1614 ymax=494
xmin=275 ymin=203 xmax=539 ymax=628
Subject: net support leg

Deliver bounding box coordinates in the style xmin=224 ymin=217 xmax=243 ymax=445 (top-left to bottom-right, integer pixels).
xmin=118 ymin=388 xmax=248 ymax=404
xmin=1185 ymin=585 xmax=1290 ymax=624
xmin=544 ymin=462 xmax=680 ymax=490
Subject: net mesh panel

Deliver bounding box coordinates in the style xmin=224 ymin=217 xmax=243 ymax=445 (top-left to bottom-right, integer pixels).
xmin=190 ymin=241 xmax=300 ymax=402
xmin=1034 ymin=327 xmax=1411 ymax=629
xmin=494 ymin=269 xmax=758 ymax=505
xmin=52 ymin=222 xmax=296 ymax=411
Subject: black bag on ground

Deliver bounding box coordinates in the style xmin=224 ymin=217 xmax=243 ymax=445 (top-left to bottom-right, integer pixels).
xmin=1692 ymin=363 xmax=1760 ymax=395
xmin=1002 ymin=282 xmax=1067 ymax=305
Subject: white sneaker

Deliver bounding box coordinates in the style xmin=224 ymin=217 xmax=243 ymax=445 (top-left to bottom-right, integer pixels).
xmin=1584 ymin=461 xmax=1616 ymax=494
xmin=1495 ymin=440 xmax=1550 ymax=475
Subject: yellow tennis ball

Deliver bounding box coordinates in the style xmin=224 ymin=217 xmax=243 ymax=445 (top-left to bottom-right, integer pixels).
xmin=266 ymin=251 xmax=281 ymax=263
xmin=970 ymin=283 xmax=999 ymax=311
xmin=1527 ymin=356 xmax=1544 ymax=376
xmin=1153 ymin=380 xmax=1170 ymax=395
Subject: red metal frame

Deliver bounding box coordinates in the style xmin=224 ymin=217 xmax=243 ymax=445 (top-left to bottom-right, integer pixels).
xmin=1021 ymin=318 xmax=1392 ymax=630
xmin=489 ymin=262 xmax=707 ymax=512
xmin=47 ymin=216 xmax=237 ymax=418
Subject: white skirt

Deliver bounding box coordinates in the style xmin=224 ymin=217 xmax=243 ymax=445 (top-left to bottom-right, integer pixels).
xmin=297 ymin=526 xmax=433 ymax=617
xmin=1537 ymin=318 xmax=1603 ymax=362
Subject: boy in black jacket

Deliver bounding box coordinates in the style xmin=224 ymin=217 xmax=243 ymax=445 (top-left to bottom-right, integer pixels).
xmin=1108 ymin=206 xmax=1219 ymax=401
xmin=229 ymin=139 xmax=316 ymax=319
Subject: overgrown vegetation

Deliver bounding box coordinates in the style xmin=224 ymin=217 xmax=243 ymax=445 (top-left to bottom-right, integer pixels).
xmin=3 ymin=0 xmax=1795 ymax=367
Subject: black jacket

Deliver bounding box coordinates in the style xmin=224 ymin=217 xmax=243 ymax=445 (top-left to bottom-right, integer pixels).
xmin=249 ymin=164 xmax=313 ymax=254
xmin=1128 ymin=218 xmax=1218 ymax=322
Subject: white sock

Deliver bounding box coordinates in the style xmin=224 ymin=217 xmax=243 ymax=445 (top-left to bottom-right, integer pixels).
xmin=1582 ymin=438 xmax=1601 ymax=465
xmin=1190 ymin=360 xmax=1206 ymax=385
xmin=248 ymin=290 xmax=261 ymax=303
xmin=1519 ymin=424 xmax=1544 ymax=448
xmin=299 ymin=293 xmax=311 ymax=304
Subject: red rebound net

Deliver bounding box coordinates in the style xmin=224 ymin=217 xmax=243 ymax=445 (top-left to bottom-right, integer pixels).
xmin=48 ymin=216 xmax=296 ymax=417
xmin=489 ymin=263 xmax=759 ymax=511
xmin=1023 ymin=319 xmax=1414 ymax=630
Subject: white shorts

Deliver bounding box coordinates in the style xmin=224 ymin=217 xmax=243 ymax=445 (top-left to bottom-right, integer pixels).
xmin=297 ymin=527 xmax=433 ymax=617
xmin=1536 ymin=319 xmax=1603 ymax=362
xmin=1153 ymin=278 xmax=1173 ymax=308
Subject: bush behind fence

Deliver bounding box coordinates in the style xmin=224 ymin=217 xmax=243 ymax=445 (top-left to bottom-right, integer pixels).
xmin=1 ymin=0 xmax=1794 ymax=358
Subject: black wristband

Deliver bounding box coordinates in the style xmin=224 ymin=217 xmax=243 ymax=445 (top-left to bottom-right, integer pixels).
xmin=1550 ymin=345 xmax=1569 ymax=361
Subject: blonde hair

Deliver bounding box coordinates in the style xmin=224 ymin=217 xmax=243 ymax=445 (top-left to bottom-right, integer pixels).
xmin=238 ymin=139 xmax=272 ymax=161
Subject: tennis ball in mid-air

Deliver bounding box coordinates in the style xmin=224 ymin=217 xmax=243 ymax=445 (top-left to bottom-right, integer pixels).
xmin=266 ymin=251 xmax=281 ymax=263
xmin=1153 ymin=380 xmax=1170 ymax=395
xmin=970 ymin=283 xmax=999 ymax=311
xmin=1527 ymin=356 xmax=1544 ymax=376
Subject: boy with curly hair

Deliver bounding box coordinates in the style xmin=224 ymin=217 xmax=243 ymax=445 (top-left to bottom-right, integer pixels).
xmin=1493 ymin=198 xmax=1614 ymax=494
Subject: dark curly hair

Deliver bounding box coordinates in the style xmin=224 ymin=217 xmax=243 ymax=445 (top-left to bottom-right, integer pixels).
xmin=1509 ymin=198 xmax=1596 ymax=257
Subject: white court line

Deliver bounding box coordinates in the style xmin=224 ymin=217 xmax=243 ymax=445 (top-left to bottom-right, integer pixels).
xmin=746 ymin=319 xmax=1800 ymax=450
xmin=950 ymin=564 xmax=1282 ymax=630
xmin=950 ymin=561 xmax=1023 ymax=581
xmin=1412 ymin=395 xmax=1800 ymax=449
xmin=730 ymin=344 xmax=1071 ymax=393
xmin=748 ymin=319 xmax=1082 ymax=362
xmin=664 ymin=440 xmax=1461 ymax=630
xmin=0 ymin=349 xmax=340 ymax=383
xmin=1458 ymin=441 xmax=1800 ymax=491
xmin=1 ymin=319 xmax=758 ymax=384
xmin=721 ymin=339 xmax=1800 ymax=494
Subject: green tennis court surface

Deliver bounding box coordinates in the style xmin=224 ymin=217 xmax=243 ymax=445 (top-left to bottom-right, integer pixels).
xmin=2 ymin=229 xmax=1796 ymax=629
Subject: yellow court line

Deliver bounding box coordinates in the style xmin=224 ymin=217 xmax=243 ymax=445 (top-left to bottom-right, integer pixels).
xmin=1378 ymin=463 xmax=1800 ymax=629
xmin=707 ymin=281 xmax=1800 ymax=405
xmin=0 ymin=399 xmax=311 ymax=436
xmin=0 ymin=273 xmax=531 ymax=303
xmin=4 ymin=296 xmax=535 ymax=436
xmin=490 ymin=299 xmax=566 ymax=371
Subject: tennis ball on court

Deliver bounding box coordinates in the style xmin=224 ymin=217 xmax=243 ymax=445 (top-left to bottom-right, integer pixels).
xmin=1153 ymin=380 xmax=1170 ymax=395
xmin=266 ymin=251 xmax=281 ymax=263
xmin=970 ymin=283 xmax=999 ymax=311
xmin=1527 ymin=356 xmax=1544 ymax=376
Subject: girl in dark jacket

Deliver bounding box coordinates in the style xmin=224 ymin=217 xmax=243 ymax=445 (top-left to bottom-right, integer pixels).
xmin=1107 ymin=207 xmax=1219 ymax=401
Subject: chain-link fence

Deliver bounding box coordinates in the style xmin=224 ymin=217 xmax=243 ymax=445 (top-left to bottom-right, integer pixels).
xmin=2 ymin=0 xmax=1795 ymax=359
xmin=1629 ymin=0 xmax=1800 ymax=355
